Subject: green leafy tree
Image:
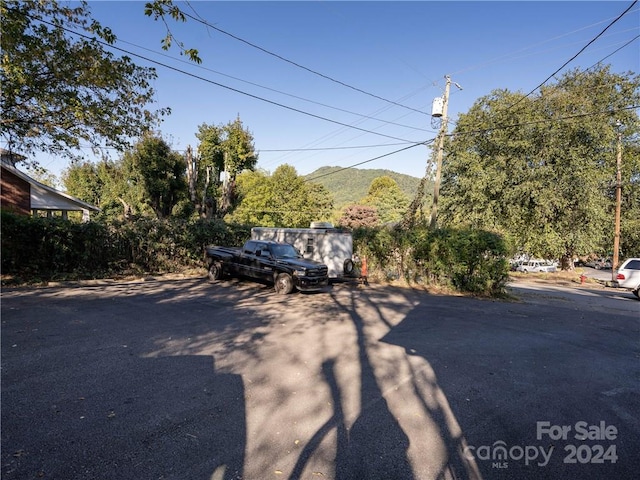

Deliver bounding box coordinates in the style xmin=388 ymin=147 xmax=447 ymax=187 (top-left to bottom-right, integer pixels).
xmin=62 ymin=161 xmax=103 ymax=206
xmin=220 ymin=117 xmax=258 ymax=213
xmin=1 ymin=0 xmax=169 ymax=163
xmin=25 ymin=165 xmax=59 ymax=188
xmin=63 ymin=157 xmax=151 ymax=220
xmin=440 ymin=66 xmax=640 ymax=267
xmin=194 ymin=123 xmax=224 ymax=217
xmin=619 ymin=138 xmax=640 ymax=257
xmin=361 ymin=176 xmax=410 ymax=225
xmin=196 ymin=117 xmax=258 ymax=217
xmin=227 ymin=165 xmax=333 ymax=227
xmin=122 ymin=134 xmax=187 ymax=218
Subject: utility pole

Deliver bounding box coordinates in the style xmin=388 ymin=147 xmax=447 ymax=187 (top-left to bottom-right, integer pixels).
xmin=612 ymin=124 xmax=622 ymax=281
xmin=430 ymin=76 xmax=452 ymax=229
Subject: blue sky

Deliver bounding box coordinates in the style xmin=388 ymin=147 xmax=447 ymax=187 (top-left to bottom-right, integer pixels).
xmin=30 ymin=1 xmax=640 ymax=182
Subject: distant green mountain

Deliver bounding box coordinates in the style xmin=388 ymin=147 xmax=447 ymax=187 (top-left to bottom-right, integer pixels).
xmin=305 ymin=166 xmax=429 ymax=207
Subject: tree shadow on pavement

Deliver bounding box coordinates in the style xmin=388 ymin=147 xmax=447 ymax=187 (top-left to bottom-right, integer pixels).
xmin=288 ymin=288 xmax=414 ymax=480
xmin=380 ymin=292 xmax=640 ymax=480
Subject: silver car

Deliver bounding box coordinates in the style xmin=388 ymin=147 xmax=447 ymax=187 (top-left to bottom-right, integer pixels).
xmin=516 ymin=260 xmax=557 ymax=273
xmin=615 ymin=258 xmax=640 ymax=299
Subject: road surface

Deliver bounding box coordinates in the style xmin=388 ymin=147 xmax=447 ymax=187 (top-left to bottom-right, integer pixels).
xmin=2 ymin=277 xmax=638 ymax=479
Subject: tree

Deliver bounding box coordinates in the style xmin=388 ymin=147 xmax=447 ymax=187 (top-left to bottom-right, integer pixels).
xmin=337 ymin=205 xmax=379 ymax=229
xmin=194 ymin=124 xmax=224 ymax=217
xmin=63 ymin=157 xmax=154 ymax=220
xmin=24 ymin=165 xmax=59 ymax=188
xmin=227 ymin=165 xmax=334 ymax=227
xmin=196 ymin=117 xmax=258 ymax=217
xmin=1 ymin=0 xmax=168 ymax=163
xmin=143 ymin=0 xmax=201 ymax=63
xmin=619 ymin=137 xmax=640 ymax=257
xmin=361 ymin=176 xmax=410 ymax=225
xmin=62 ymin=161 xmax=103 ymax=206
xmin=122 ymin=134 xmax=187 ymax=218
xmin=440 ymin=66 xmax=640 ymax=267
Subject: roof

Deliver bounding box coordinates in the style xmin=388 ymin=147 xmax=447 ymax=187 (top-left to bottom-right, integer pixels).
xmin=1 ymin=158 xmax=100 ymax=213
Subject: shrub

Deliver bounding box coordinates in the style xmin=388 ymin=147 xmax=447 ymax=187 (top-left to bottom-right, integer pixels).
xmin=0 ymin=211 xmax=250 ymax=283
xmin=354 ymin=225 xmax=509 ymax=295
xmin=2 ymin=210 xmax=508 ymax=295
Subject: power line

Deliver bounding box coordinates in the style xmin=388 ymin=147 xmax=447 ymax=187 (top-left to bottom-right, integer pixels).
xmin=174 ymin=9 xmax=430 ymax=116
xmin=259 ymin=141 xmax=414 ymax=152
xmin=305 ymin=141 xmax=433 ymax=182
xmin=584 ymin=34 xmax=640 ymax=70
xmin=30 ymin=15 xmax=423 ymax=144
xmin=18 ymin=5 xmax=638 ymax=182
xmin=513 ymin=0 xmax=638 ymax=107
xmin=450 ymin=9 xmax=639 ymax=78
xmin=450 ymin=105 xmax=639 ymax=139
xmin=115 ymin=38 xmax=429 ymax=133
xmin=312 ymin=104 xmax=639 ymax=183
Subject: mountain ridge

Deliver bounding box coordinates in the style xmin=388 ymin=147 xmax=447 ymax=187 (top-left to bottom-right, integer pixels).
xmin=305 ymin=166 xmax=429 ymax=208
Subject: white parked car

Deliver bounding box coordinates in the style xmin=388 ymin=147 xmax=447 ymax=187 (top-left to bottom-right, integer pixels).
xmin=515 ymin=260 xmax=557 ymax=273
xmin=615 ymin=258 xmax=640 ymax=299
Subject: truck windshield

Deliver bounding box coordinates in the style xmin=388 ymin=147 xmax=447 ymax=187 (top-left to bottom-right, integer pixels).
xmin=270 ymin=244 xmax=300 ymax=259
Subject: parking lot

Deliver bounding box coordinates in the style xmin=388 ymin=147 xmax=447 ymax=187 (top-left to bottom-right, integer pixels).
xmin=2 ymin=277 xmax=639 ymax=479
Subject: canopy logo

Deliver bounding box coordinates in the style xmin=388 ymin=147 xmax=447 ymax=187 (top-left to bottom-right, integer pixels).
xmin=463 ymin=421 xmax=619 ymax=469
xmin=462 ymin=441 xmax=553 ymax=468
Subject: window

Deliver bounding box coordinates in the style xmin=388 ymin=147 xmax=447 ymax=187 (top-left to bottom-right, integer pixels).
xmin=306 ymin=238 xmax=314 ymax=254
xmin=244 ymin=241 xmax=257 ymax=254
xmin=625 ymin=260 xmax=640 ymax=270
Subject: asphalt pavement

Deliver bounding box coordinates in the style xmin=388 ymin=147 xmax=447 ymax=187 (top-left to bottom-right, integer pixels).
xmin=1 ymin=276 xmax=638 ymax=480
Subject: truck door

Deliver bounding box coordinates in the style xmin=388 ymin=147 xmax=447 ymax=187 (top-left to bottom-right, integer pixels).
xmin=239 ymin=241 xmax=258 ymax=277
xmin=251 ymin=242 xmax=275 ymax=280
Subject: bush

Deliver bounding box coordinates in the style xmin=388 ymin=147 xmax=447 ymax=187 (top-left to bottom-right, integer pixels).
xmin=353 ymin=225 xmax=510 ymax=295
xmin=2 ymin=211 xmax=508 ymax=295
xmin=0 ymin=211 xmax=251 ymax=283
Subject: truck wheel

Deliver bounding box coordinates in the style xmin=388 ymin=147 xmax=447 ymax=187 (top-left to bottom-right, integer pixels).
xmin=275 ymin=273 xmax=294 ymax=294
xmin=208 ymin=262 xmax=223 ymax=282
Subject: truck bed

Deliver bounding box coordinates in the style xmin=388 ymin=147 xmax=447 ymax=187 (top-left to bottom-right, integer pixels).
xmin=205 ymin=245 xmax=240 ymax=260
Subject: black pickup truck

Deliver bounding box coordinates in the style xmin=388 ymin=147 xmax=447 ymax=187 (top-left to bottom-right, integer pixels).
xmin=205 ymin=240 xmax=329 ymax=294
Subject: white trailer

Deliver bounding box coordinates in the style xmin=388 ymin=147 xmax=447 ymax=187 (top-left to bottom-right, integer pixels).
xmin=251 ymin=222 xmax=355 ymax=280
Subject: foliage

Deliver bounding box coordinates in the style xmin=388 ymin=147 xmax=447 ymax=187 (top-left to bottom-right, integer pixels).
xmin=619 ymin=140 xmax=640 ymax=258
xmin=63 ymin=157 xmax=148 ymax=219
xmin=143 ymin=0 xmax=201 ymax=63
xmin=0 ymin=211 xmax=250 ymax=283
xmin=1 ymin=0 xmax=168 ymax=163
xmin=360 ymin=176 xmax=410 ymax=224
xmin=1 ymin=211 xmax=119 ymax=280
xmin=122 ymin=134 xmax=188 ymax=218
xmin=63 ymin=136 xmax=189 ymax=220
xmin=413 ymin=228 xmax=510 ymax=294
xmin=226 ymin=165 xmax=334 ymax=227
xmin=62 ymin=161 xmax=103 ymax=207
xmin=337 ymin=205 xmax=379 ymax=229
xmin=2 ymin=207 xmax=508 ymax=296
xmin=306 ymin=167 xmax=423 ymax=208
xmin=195 ymin=117 xmax=258 ymax=216
xmin=353 ymin=225 xmax=510 ymax=295
xmin=440 ymin=66 xmax=640 ymax=266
